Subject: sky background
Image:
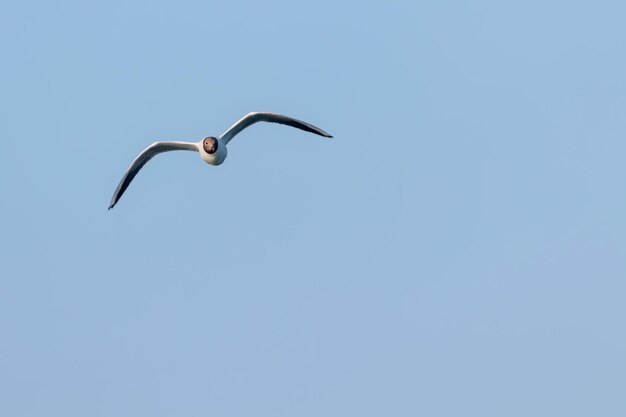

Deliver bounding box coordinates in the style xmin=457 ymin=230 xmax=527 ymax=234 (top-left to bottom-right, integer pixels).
xmin=1 ymin=0 xmax=625 ymax=415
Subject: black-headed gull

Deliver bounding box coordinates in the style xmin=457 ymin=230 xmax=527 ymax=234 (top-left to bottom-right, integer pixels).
xmin=109 ymin=112 xmax=332 ymax=209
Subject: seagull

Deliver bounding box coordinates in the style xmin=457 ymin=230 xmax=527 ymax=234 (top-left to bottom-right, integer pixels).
xmin=109 ymin=112 xmax=332 ymax=209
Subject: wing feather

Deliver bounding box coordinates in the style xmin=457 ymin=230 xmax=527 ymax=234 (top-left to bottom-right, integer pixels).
xmin=220 ymin=112 xmax=332 ymax=144
xmin=109 ymin=141 xmax=198 ymax=209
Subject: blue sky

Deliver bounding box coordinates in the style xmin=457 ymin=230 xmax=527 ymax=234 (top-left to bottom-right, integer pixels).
xmin=1 ymin=0 xmax=625 ymax=415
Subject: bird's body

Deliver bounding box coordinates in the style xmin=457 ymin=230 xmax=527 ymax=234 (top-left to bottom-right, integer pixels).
xmin=199 ymin=137 xmax=228 ymax=166
xmin=109 ymin=112 xmax=332 ymax=209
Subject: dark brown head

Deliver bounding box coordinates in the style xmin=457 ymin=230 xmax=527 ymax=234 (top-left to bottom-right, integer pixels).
xmin=203 ymin=137 xmax=219 ymax=154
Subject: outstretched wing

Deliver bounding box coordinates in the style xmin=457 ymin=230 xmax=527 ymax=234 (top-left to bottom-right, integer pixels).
xmin=109 ymin=141 xmax=199 ymax=209
xmin=219 ymin=112 xmax=333 ymax=144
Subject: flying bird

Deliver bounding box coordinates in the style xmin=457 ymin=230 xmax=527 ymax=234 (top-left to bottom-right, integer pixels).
xmin=109 ymin=112 xmax=332 ymax=209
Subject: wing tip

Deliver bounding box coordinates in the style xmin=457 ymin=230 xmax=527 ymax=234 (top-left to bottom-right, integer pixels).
xmin=318 ymin=127 xmax=332 ymax=138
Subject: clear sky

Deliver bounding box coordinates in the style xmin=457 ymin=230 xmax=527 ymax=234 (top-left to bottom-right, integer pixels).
xmin=1 ymin=0 xmax=625 ymax=415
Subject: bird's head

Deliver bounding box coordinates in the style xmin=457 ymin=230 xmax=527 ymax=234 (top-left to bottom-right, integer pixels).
xmin=202 ymin=136 xmax=219 ymax=154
